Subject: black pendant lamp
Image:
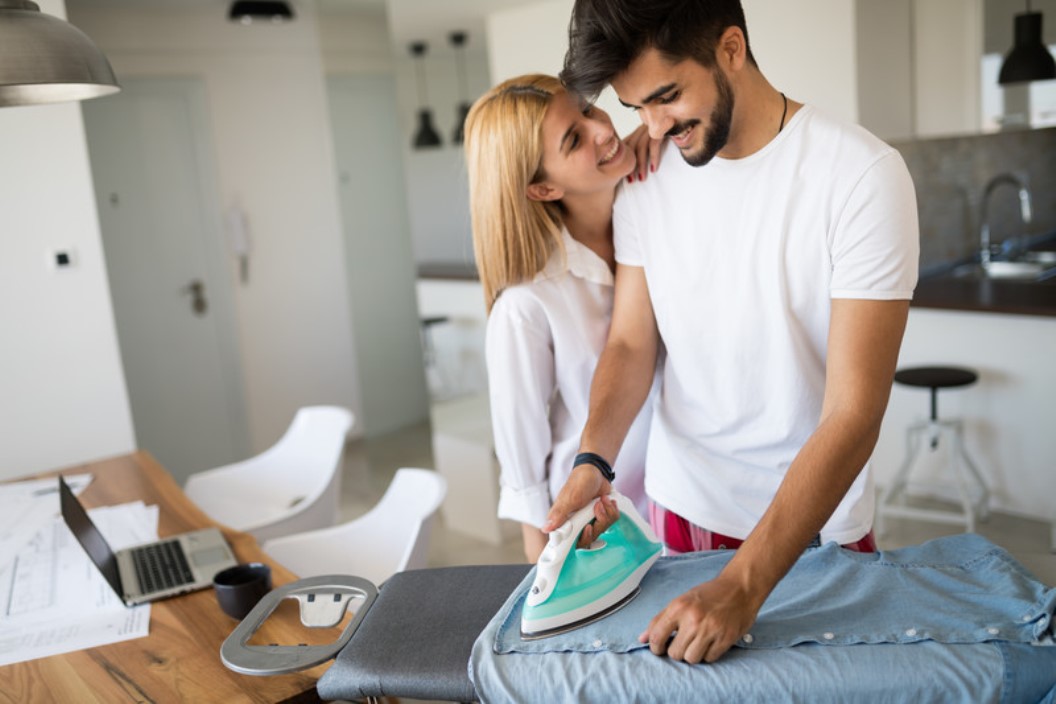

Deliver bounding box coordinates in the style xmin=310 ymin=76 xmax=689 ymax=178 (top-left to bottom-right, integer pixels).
xmin=410 ymin=41 xmax=442 ymax=149
xmin=998 ymin=0 xmax=1056 ymax=85
xmin=0 ymin=0 xmax=119 ymax=107
xmin=450 ymin=31 xmax=471 ymax=145
xmin=228 ymin=1 xmax=295 ymax=24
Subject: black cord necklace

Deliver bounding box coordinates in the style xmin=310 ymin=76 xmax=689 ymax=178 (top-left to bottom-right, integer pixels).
xmin=778 ymin=92 xmax=788 ymax=133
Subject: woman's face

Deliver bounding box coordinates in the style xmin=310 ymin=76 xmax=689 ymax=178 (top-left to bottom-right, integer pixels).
xmin=530 ymin=90 xmax=635 ymax=202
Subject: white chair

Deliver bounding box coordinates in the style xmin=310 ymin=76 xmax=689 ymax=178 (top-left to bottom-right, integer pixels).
xmin=263 ymin=468 xmax=447 ymax=587
xmin=184 ymin=405 xmax=353 ymax=542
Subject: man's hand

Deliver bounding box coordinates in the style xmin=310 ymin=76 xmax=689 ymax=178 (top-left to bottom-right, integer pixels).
xmin=638 ymin=572 xmax=763 ymax=664
xmin=543 ymin=465 xmax=615 ymax=548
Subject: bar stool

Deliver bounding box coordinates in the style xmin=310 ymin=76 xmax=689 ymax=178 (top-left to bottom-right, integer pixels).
xmin=877 ymin=366 xmax=990 ymax=535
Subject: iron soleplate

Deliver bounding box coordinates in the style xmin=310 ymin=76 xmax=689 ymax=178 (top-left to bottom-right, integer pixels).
xmin=519 ymin=585 xmax=641 ymax=641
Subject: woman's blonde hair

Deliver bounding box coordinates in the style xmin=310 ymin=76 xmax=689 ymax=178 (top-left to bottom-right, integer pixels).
xmin=464 ymin=74 xmax=565 ymax=312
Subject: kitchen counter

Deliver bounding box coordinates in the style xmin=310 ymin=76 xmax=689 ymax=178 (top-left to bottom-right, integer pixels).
xmin=913 ymin=275 xmax=1056 ymax=317
xmin=913 ymin=230 xmax=1056 ymax=317
xmin=418 ymin=261 xmax=478 ymax=281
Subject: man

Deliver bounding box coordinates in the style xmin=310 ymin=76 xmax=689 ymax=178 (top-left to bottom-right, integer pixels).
xmin=543 ymin=0 xmax=920 ymax=665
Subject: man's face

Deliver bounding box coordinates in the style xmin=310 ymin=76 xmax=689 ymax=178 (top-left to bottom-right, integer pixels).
xmin=612 ymin=47 xmax=735 ymax=167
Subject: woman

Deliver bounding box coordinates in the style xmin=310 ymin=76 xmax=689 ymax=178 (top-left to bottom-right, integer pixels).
xmin=464 ymin=74 xmax=661 ymax=562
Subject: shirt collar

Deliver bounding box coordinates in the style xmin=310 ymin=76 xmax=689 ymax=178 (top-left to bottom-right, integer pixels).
xmin=534 ymin=227 xmax=614 ymax=287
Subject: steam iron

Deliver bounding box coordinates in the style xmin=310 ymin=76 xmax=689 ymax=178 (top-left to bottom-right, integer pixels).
xmin=521 ymin=491 xmax=661 ymax=640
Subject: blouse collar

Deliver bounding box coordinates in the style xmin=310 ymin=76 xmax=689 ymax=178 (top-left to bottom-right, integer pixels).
xmin=534 ymin=227 xmax=614 ymax=287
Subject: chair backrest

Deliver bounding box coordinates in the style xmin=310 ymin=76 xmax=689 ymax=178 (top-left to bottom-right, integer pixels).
xmin=363 ymin=468 xmax=447 ymax=577
xmin=185 ymin=405 xmax=353 ymax=541
xmin=261 ymin=467 xmax=447 ymax=586
xmin=253 ymin=405 xmax=354 ymax=538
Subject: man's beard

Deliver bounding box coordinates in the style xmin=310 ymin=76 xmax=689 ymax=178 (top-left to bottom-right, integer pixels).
xmin=669 ymin=69 xmax=734 ymax=167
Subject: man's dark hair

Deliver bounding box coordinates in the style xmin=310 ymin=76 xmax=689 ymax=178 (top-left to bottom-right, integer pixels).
xmin=560 ymin=0 xmax=757 ymax=100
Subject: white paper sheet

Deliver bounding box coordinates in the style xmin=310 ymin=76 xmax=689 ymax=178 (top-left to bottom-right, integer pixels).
xmin=0 ymin=500 xmax=156 ymax=667
xmin=0 ymin=473 xmax=93 ymax=574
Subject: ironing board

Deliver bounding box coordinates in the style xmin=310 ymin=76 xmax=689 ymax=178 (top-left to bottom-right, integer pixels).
xmin=225 ymin=538 xmax=1056 ymax=703
xmin=315 ymin=564 xmax=530 ymax=702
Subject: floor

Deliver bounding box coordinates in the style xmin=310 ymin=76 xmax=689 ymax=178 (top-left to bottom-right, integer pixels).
xmin=342 ymin=418 xmax=1056 ymax=585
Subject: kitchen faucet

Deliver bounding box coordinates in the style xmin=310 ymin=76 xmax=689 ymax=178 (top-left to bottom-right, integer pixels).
xmin=979 ymin=173 xmax=1033 ymax=268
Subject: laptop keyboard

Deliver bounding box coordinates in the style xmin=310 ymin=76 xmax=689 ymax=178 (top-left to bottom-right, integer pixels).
xmin=131 ymin=540 xmax=195 ymax=594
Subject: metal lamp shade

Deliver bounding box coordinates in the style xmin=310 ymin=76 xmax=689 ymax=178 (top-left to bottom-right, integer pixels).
xmin=452 ymin=101 xmax=470 ymax=145
xmin=0 ymin=0 xmax=119 ymax=107
xmin=998 ymin=12 xmax=1056 ymax=85
xmin=228 ymin=1 xmax=295 ymax=24
xmin=413 ymin=109 xmax=442 ymax=149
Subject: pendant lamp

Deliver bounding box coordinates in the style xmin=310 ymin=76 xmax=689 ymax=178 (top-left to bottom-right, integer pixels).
xmin=410 ymin=41 xmax=442 ymax=149
xmin=450 ymin=31 xmax=471 ymax=145
xmin=0 ymin=0 xmax=119 ymax=107
xmin=998 ymin=0 xmax=1056 ymax=85
xmin=228 ymin=1 xmax=295 ymax=25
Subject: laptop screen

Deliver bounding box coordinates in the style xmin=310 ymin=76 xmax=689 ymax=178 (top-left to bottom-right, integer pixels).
xmin=58 ymin=475 xmax=124 ymax=599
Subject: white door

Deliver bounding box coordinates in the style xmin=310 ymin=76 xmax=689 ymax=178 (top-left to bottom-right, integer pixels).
xmin=82 ymin=77 xmax=248 ymax=482
xmin=328 ymin=74 xmax=429 ymax=436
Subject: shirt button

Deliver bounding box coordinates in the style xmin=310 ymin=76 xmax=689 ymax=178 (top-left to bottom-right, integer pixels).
xmin=823 ymin=632 xmax=834 ymax=640
xmin=905 ymin=628 xmax=918 ymax=637
xmin=742 ymin=633 xmax=754 ymax=644
xmin=592 ymin=639 xmax=602 ymax=648
xmin=987 ymin=627 xmax=1000 ymax=636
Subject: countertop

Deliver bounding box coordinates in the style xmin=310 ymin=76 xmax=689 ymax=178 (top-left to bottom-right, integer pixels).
xmin=912 ymin=275 xmax=1056 ymax=317
xmin=418 ymin=261 xmax=479 ymax=281
xmin=913 ymin=231 xmax=1056 ymax=317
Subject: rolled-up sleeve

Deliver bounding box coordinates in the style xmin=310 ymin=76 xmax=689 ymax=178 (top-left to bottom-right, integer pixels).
xmin=486 ymin=290 xmax=556 ymax=528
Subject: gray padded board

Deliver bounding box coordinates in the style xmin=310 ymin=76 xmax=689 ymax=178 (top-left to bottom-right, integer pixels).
xmin=316 ymin=564 xmax=531 ymax=702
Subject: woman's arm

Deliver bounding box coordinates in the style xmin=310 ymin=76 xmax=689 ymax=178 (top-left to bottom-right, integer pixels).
xmin=486 ymin=293 xmax=557 ymax=560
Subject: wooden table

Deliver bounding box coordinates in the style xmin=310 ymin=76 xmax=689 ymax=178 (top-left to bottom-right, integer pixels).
xmin=0 ymin=452 xmax=326 ymax=703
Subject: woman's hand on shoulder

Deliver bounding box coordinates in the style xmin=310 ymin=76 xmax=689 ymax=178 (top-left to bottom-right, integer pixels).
xmin=623 ymin=124 xmax=665 ymax=183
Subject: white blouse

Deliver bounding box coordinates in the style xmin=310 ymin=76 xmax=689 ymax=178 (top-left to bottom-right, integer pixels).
xmin=486 ymin=229 xmax=655 ymax=528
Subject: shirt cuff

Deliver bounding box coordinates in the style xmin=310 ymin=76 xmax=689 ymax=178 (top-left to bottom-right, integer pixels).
xmin=497 ymin=481 xmax=552 ymax=529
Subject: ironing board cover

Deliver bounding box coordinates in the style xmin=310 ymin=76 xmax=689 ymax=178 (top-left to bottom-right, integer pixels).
xmin=316 ymin=564 xmax=530 ymax=702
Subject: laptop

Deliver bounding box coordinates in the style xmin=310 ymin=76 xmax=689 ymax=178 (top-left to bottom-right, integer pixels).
xmin=58 ymin=474 xmax=238 ymax=606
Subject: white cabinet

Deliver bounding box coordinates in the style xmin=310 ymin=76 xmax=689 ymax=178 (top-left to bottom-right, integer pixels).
xmin=873 ymin=308 xmax=1056 ymax=522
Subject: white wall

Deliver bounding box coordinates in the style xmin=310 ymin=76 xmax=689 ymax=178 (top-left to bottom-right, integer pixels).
xmin=913 ymin=0 xmax=983 ymax=138
xmin=391 ymin=48 xmax=492 ymax=265
xmin=69 ymin=3 xmax=364 ymax=450
xmin=318 ymin=9 xmax=394 ymax=75
xmin=873 ymin=309 xmax=1056 ymax=521
xmin=743 ymin=0 xmax=859 ymax=124
xmin=856 ymin=0 xmax=915 ymax=140
xmin=0 ymin=0 xmax=135 ymax=479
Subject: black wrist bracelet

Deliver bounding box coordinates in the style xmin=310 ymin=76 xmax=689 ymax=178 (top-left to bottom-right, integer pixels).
xmin=574 ymin=452 xmax=615 ymax=482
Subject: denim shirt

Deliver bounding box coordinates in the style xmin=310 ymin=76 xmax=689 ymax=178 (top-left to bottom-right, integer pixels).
xmin=470 ymin=535 xmax=1056 ymax=704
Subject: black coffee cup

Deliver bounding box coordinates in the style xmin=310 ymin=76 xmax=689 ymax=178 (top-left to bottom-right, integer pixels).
xmin=213 ymin=562 xmax=272 ymax=620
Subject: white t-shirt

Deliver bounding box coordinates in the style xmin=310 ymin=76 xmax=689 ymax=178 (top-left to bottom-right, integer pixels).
xmin=487 ymin=229 xmax=654 ymax=528
xmin=613 ymin=105 xmax=919 ymax=544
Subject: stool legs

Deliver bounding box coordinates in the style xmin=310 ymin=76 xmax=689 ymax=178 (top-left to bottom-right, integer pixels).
xmin=877 ymin=418 xmax=989 ymax=536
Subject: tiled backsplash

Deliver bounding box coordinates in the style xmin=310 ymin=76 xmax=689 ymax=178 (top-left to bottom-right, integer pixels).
xmin=890 ymin=126 xmax=1056 ymax=272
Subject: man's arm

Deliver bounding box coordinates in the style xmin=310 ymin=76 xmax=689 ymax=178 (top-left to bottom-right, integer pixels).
xmin=641 ymin=297 xmax=910 ymax=664
xmin=543 ymin=264 xmax=660 ymax=537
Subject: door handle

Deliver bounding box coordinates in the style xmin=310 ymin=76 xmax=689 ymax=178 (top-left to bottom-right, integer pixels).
xmin=183 ymin=279 xmax=208 ymax=316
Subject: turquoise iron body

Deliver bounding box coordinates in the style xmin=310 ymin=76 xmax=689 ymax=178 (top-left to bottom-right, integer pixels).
xmin=521 ymin=491 xmax=662 ymax=639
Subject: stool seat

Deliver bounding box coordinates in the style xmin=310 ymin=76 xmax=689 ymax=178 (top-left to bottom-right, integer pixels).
xmin=894 ymin=366 xmax=978 ymax=390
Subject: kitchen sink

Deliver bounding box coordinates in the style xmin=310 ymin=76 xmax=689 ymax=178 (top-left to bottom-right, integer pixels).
xmin=950 ymin=260 xmax=1056 ymax=282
